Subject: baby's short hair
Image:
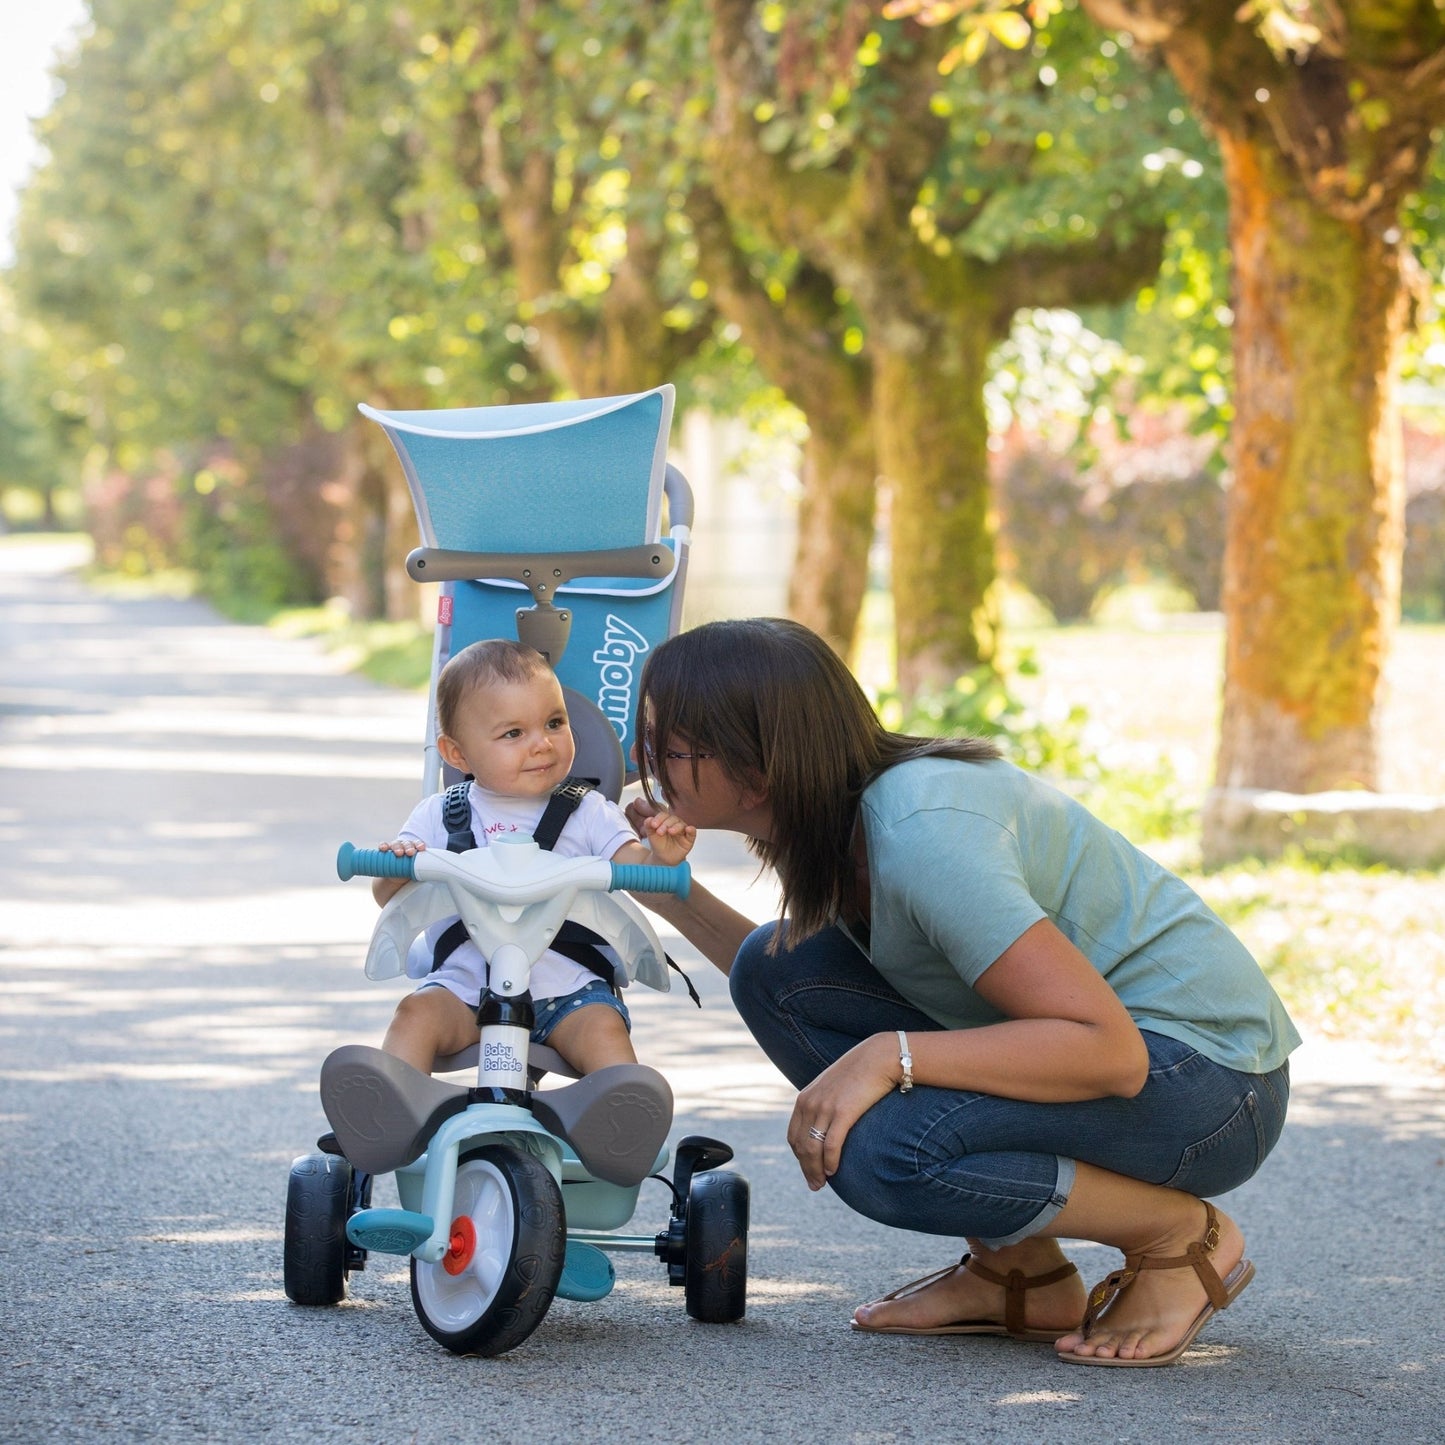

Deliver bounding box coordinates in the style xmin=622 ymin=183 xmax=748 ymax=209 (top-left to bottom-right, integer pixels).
xmin=436 ymin=639 xmax=552 ymax=738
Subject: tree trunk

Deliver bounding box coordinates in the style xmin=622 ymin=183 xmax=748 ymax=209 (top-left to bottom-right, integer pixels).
xmin=331 ymin=418 xmax=413 ymax=621
xmin=873 ymin=313 xmax=998 ymax=695
xmin=1214 ymin=133 xmax=1409 ymax=791
xmin=1078 ymin=1 xmax=1445 ymax=819
xmin=787 ymin=419 xmax=878 ymax=658
xmin=686 ymin=183 xmax=880 ymax=657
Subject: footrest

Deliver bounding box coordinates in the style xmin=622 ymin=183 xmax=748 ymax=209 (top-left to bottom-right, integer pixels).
xmin=529 ymin=1063 xmax=673 ymax=1188
xmin=346 ymin=1207 xmax=434 ymax=1256
xmin=320 ymin=1044 xmax=469 ymax=1175
xmin=556 ymin=1240 xmax=616 ymax=1302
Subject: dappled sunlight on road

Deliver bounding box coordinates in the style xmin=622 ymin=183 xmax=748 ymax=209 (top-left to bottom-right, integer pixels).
xmin=0 ymin=743 xmax=420 ymax=778
xmin=11 ymin=699 xmax=423 ymax=743
xmin=0 ymin=888 xmax=377 ymax=946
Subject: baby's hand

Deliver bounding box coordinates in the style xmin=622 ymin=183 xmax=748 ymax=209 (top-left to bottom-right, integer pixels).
xmin=379 ymin=838 xmax=426 ymax=856
xmin=641 ymin=810 xmax=696 ymax=866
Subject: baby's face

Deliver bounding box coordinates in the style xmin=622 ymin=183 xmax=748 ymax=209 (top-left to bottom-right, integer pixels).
xmin=446 ymin=670 xmax=576 ymax=798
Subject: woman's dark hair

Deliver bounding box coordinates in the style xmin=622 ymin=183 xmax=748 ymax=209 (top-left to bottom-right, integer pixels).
xmin=636 ymin=618 xmax=999 ymax=943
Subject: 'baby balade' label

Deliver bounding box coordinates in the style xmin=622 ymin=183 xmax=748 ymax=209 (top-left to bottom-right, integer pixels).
xmin=480 ymin=1030 xmax=528 ymax=1090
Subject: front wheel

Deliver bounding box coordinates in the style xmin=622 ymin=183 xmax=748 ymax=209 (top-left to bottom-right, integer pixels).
xmin=284 ymin=1152 xmax=352 ymax=1306
xmin=410 ymin=1144 xmax=566 ymax=1356
xmin=683 ymin=1170 xmax=749 ymax=1323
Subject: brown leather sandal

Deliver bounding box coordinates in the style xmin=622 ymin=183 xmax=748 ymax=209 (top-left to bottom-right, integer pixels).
xmin=850 ymin=1253 xmax=1082 ymax=1341
xmin=1059 ymin=1202 xmax=1255 ymax=1368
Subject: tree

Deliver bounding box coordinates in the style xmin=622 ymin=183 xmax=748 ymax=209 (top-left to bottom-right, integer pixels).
xmin=701 ymin=0 xmax=1179 ymax=694
xmin=13 ymin=0 xmax=541 ymax=617
xmin=1072 ymin=2 xmax=1445 ymax=798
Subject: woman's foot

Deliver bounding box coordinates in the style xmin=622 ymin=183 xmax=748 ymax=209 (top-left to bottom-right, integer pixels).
xmin=852 ymin=1238 xmax=1086 ymax=1338
xmin=1055 ymin=1203 xmax=1248 ymax=1364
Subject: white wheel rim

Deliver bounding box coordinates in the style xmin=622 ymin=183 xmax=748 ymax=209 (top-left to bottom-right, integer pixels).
xmin=414 ymin=1159 xmax=515 ymax=1334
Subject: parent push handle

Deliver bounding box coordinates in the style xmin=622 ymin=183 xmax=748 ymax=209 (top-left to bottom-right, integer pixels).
xmin=337 ymin=843 xmax=416 ymax=883
xmin=609 ymin=862 xmax=691 ymax=899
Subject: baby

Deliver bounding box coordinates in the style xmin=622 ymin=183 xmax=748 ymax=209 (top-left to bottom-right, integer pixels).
xmin=374 ymin=638 xmax=694 ymax=1078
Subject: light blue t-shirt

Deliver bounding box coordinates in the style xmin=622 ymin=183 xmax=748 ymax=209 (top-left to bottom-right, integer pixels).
xmin=858 ymin=758 xmax=1300 ymax=1075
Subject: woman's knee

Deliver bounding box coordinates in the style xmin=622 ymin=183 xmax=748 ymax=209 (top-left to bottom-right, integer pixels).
xmin=828 ymin=1116 xmax=930 ymax=1233
xmin=728 ymin=921 xmax=785 ymax=1019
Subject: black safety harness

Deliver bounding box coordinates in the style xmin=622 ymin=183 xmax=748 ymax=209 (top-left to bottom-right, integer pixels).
xmin=429 ymin=776 xmax=700 ymax=1006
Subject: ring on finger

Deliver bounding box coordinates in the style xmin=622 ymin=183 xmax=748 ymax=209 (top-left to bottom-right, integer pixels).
xmin=807 ymin=1125 xmax=828 ymax=1143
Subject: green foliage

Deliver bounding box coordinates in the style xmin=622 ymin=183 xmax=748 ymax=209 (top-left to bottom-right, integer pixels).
xmin=885 ymin=651 xmax=1095 ymax=773
xmin=180 ymin=486 xmax=320 ymax=622
xmin=994 ymin=425 xmax=1225 ymax=621
xmin=0 ymin=0 xmax=1306 ymax=670
xmin=273 ymin=602 xmax=431 ymax=689
xmin=1192 ymin=859 xmax=1445 ymax=1071
xmin=879 ymin=648 xmax=1197 ymax=842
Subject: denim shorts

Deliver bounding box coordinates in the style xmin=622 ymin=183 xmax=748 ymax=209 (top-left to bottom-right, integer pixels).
xmin=416 ymin=976 xmax=630 ymax=1045
xmin=531 ymin=980 xmax=630 ymax=1045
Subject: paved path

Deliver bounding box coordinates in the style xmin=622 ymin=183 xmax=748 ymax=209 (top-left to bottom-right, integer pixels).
xmin=1 ymin=542 xmax=1442 ymax=1443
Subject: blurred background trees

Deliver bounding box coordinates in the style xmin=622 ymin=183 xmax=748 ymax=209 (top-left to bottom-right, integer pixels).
xmin=5 ymin=0 xmax=1445 ymax=808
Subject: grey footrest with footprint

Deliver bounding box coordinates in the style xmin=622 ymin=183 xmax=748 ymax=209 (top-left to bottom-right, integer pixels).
xmin=320 ymin=1044 xmax=673 ymax=1186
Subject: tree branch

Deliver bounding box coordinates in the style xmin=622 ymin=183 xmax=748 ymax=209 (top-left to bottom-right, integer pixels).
xmin=986 ymin=227 xmax=1166 ymax=329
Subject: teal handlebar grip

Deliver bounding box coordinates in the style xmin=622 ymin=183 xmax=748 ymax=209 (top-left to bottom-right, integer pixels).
xmin=337 ymin=843 xmax=416 ymax=882
xmin=609 ymin=861 xmax=692 ymax=899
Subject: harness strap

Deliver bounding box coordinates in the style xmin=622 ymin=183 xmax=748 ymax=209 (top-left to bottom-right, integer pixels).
xmin=550 ymin=922 xmax=701 ymax=1008
xmin=441 ymin=778 xmax=476 ymax=853
xmin=532 ymin=776 xmax=599 ymax=850
xmin=425 ymin=779 xmax=478 ymax=966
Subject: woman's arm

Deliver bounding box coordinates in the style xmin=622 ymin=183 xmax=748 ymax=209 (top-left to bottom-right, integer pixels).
xmin=912 ymin=918 xmax=1149 ymax=1101
xmin=622 ymin=795 xmax=757 ymax=973
xmin=629 ymin=878 xmax=757 ymax=975
xmin=787 ymin=919 xmax=1149 ymax=1189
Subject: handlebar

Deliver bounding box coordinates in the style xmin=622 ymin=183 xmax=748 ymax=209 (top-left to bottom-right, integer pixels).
xmin=607 ymin=862 xmax=691 ymax=898
xmin=336 ymin=843 xmax=690 ymax=899
xmin=337 ymin=844 xmax=415 ymax=882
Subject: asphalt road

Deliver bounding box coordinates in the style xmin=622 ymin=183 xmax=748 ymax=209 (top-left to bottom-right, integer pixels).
xmin=1 ymin=542 xmax=1442 ymax=1443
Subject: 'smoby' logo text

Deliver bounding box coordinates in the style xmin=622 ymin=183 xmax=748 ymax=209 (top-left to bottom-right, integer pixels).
xmin=594 ymin=615 xmax=649 ymax=742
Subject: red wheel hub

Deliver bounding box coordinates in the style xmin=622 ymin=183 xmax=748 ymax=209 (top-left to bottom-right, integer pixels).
xmin=442 ymin=1215 xmax=477 ymax=1275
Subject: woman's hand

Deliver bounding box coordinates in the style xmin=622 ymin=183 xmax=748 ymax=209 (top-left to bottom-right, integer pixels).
xmin=624 ymin=795 xmax=663 ymax=837
xmin=787 ymin=1033 xmax=899 ymax=1191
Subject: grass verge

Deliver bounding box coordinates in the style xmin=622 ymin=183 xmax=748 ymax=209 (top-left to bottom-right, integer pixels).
xmin=271 ymin=601 xmax=432 ymax=690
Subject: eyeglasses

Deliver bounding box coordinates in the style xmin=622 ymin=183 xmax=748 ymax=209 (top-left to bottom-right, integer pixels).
xmin=643 ymin=740 xmax=715 ymax=764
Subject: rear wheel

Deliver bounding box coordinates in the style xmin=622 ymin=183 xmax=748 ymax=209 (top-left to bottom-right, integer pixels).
xmin=410 ymin=1144 xmax=566 ymax=1356
xmin=683 ymin=1169 xmax=749 ymax=1323
xmin=284 ymin=1152 xmax=352 ymax=1306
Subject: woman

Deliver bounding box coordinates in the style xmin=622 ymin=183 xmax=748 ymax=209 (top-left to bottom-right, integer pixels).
xmin=627 ymin=618 xmax=1297 ymax=1367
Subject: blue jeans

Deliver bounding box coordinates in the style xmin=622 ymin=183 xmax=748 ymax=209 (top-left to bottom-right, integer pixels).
xmin=730 ymin=922 xmax=1290 ymax=1247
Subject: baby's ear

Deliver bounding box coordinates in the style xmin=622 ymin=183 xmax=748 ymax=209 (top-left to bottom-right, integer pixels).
xmin=436 ymin=733 xmax=468 ymax=771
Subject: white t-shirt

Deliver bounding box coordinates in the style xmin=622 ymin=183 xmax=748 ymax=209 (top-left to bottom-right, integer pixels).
xmin=398 ymin=782 xmax=637 ymax=1003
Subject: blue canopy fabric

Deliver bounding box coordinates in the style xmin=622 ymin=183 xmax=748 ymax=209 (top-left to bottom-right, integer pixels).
xmin=358 ymin=387 xmax=674 ymax=554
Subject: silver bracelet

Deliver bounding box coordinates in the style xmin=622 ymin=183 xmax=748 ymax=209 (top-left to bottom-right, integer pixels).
xmin=897 ymin=1029 xmax=914 ymax=1093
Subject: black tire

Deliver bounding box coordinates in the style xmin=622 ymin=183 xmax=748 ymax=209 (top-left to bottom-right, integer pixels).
xmin=410 ymin=1144 xmax=566 ymax=1357
xmin=284 ymin=1152 xmax=352 ymax=1306
xmin=683 ymin=1169 xmax=749 ymax=1323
